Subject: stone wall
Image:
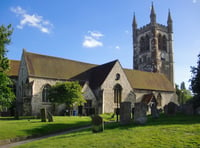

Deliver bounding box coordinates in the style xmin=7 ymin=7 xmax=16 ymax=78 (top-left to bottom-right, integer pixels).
xmin=101 ymin=61 xmax=134 ymax=113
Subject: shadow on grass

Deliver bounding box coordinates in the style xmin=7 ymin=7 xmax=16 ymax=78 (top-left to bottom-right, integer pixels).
xmin=0 ymin=116 xmax=38 ymax=120
xmin=104 ymin=113 xmax=200 ymax=131
xmin=21 ymin=121 xmax=91 ymax=138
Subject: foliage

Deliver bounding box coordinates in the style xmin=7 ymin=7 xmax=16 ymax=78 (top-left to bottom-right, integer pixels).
xmin=190 ymin=53 xmax=200 ymax=108
xmin=175 ymin=82 xmax=192 ymax=104
xmin=0 ymin=116 xmax=91 ymax=140
xmin=190 ymin=53 xmax=200 ymax=95
xmin=0 ymin=24 xmax=15 ymax=111
xmin=15 ymin=114 xmax=200 ymax=148
xmin=48 ymin=81 xmax=86 ymax=108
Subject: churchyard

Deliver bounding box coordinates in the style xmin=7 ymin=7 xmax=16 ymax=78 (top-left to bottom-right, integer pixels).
xmin=0 ymin=113 xmax=200 ymax=148
xmin=0 ymin=116 xmax=91 ymax=141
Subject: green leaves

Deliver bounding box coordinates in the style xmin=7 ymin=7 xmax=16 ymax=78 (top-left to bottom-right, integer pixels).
xmin=48 ymin=81 xmax=86 ymax=108
xmin=0 ymin=24 xmax=15 ymax=111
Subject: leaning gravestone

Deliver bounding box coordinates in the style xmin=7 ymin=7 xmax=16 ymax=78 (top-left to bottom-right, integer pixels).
xmin=164 ymin=102 xmax=178 ymax=115
xmin=150 ymin=102 xmax=159 ymax=118
xmin=120 ymin=102 xmax=131 ymax=125
xmin=134 ymin=102 xmax=148 ymax=125
xmin=91 ymin=115 xmax=104 ymax=133
xmin=41 ymin=108 xmax=47 ymax=122
xmin=196 ymin=107 xmax=200 ymax=115
xmin=47 ymin=111 xmax=54 ymax=122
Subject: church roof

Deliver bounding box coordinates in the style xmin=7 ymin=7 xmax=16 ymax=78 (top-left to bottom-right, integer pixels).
xmin=7 ymin=60 xmax=20 ymax=77
xmin=24 ymin=51 xmax=96 ymax=80
xmin=23 ymin=51 xmax=174 ymax=92
xmin=124 ymin=69 xmax=175 ymax=92
xmin=88 ymin=60 xmax=117 ymax=89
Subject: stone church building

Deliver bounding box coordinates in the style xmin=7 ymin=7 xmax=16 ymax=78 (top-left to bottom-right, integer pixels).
xmin=15 ymin=4 xmax=177 ymax=116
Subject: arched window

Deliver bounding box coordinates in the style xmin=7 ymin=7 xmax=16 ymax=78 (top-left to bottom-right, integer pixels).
xmin=157 ymin=93 xmax=162 ymax=106
xmin=158 ymin=34 xmax=162 ymax=50
xmin=140 ymin=37 xmax=145 ymax=52
xmin=145 ymin=34 xmax=150 ymax=51
xmin=42 ymin=84 xmax=51 ymax=102
xmin=114 ymin=84 xmax=122 ymax=104
xmin=162 ymin=35 xmax=167 ymax=51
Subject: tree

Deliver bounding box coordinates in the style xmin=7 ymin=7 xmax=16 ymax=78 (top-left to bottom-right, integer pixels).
xmin=180 ymin=82 xmax=186 ymax=90
xmin=0 ymin=24 xmax=15 ymax=112
xmin=48 ymin=81 xmax=86 ymax=114
xmin=176 ymin=82 xmax=192 ymax=105
xmin=189 ymin=53 xmax=200 ymax=108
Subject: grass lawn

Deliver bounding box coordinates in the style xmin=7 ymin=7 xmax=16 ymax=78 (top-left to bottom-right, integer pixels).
xmin=0 ymin=116 xmax=91 ymax=141
xmin=15 ymin=114 xmax=200 ymax=148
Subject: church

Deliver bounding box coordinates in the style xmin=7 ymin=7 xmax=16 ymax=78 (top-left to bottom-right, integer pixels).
xmin=13 ymin=4 xmax=177 ymax=116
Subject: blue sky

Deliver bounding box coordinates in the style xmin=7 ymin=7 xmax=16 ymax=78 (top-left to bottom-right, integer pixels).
xmin=1 ymin=0 xmax=200 ymax=89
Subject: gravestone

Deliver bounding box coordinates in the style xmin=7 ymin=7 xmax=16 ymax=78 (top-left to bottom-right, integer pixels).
xmin=47 ymin=111 xmax=54 ymax=122
xmin=182 ymin=104 xmax=194 ymax=115
xmin=41 ymin=108 xmax=47 ymax=122
xmin=91 ymin=115 xmax=104 ymax=133
xmin=120 ymin=102 xmax=131 ymax=125
xmin=134 ymin=102 xmax=148 ymax=125
xmin=150 ymin=102 xmax=159 ymax=118
xmin=195 ymin=107 xmax=200 ymax=115
xmin=164 ymin=102 xmax=178 ymax=115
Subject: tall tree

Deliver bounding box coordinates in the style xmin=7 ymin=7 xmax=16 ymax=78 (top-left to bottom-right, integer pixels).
xmin=190 ymin=53 xmax=200 ymax=108
xmin=180 ymin=82 xmax=186 ymax=90
xmin=176 ymin=82 xmax=192 ymax=105
xmin=0 ymin=24 xmax=15 ymax=112
xmin=48 ymin=81 xmax=86 ymax=115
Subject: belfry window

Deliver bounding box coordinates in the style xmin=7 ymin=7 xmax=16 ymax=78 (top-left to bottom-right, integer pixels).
xmin=158 ymin=34 xmax=162 ymax=50
xmin=162 ymin=35 xmax=167 ymax=51
xmin=140 ymin=37 xmax=145 ymax=52
xmin=42 ymin=84 xmax=51 ymax=102
xmin=114 ymin=84 xmax=122 ymax=104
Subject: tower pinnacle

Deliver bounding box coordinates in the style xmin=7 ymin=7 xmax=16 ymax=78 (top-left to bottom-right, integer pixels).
xmin=150 ymin=2 xmax=156 ymax=24
xmin=133 ymin=13 xmax=137 ymax=29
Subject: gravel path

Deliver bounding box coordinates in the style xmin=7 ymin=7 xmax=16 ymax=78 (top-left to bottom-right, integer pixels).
xmin=0 ymin=126 xmax=91 ymax=148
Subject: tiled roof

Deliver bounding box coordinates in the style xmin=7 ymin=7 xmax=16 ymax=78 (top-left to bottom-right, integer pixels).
xmin=88 ymin=60 xmax=117 ymax=89
xmin=24 ymin=51 xmax=96 ymax=80
xmin=7 ymin=60 xmax=20 ymax=77
xmin=24 ymin=51 xmax=174 ymax=92
xmin=124 ymin=69 xmax=175 ymax=92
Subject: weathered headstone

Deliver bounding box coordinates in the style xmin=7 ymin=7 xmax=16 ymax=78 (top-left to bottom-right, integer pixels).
xmin=91 ymin=115 xmax=104 ymax=133
xmin=164 ymin=102 xmax=178 ymax=115
xmin=182 ymin=104 xmax=194 ymax=115
xmin=150 ymin=102 xmax=159 ymax=118
xmin=195 ymin=107 xmax=200 ymax=115
xmin=40 ymin=108 xmax=47 ymax=122
xmin=120 ymin=102 xmax=131 ymax=125
xmin=134 ymin=102 xmax=148 ymax=125
xmin=47 ymin=111 xmax=54 ymax=122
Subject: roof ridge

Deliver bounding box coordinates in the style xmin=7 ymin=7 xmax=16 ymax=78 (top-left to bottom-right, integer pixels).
xmin=24 ymin=50 xmax=97 ymax=66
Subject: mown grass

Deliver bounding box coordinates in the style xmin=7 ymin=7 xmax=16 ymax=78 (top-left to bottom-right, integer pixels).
xmin=15 ymin=114 xmax=200 ymax=148
xmin=0 ymin=116 xmax=91 ymax=140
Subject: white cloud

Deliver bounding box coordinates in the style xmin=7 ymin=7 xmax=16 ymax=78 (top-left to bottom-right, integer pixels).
xmin=83 ymin=31 xmax=104 ymax=48
xmin=193 ymin=0 xmax=197 ymax=3
xmin=83 ymin=36 xmax=103 ymax=48
xmin=115 ymin=46 xmax=120 ymax=50
xmin=11 ymin=6 xmax=53 ymax=34
xmin=192 ymin=0 xmax=199 ymax=3
xmin=88 ymin=31 xmax=104 ymax=39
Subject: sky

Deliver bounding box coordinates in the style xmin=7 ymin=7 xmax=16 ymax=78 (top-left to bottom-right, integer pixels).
xmin=1 ymin=0 xmax=200 ymax=89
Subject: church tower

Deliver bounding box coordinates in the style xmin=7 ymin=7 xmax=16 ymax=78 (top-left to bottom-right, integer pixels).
xmin=133 ymin=3 xmax=174 ymax=86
